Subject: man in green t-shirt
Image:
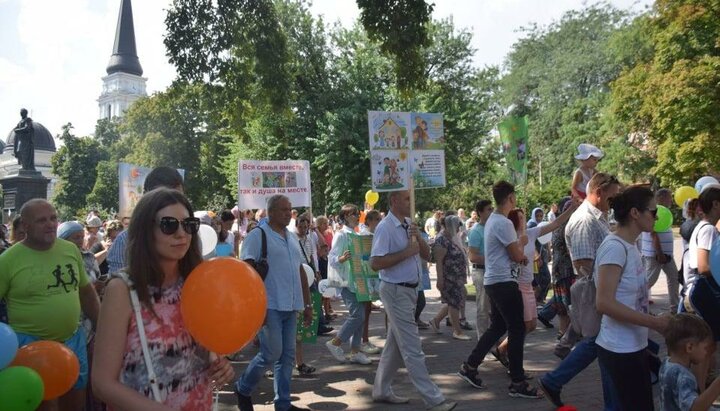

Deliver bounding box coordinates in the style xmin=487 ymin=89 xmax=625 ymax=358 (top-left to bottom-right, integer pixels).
xmin=0 ymin=199 xmax=100 ymax=411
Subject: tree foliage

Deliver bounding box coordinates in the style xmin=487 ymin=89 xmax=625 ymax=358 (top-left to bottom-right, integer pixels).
xmin=611 ymin=0 xmax=720 ymax=187
xmin=51 ymin=124 xmax=109 ymax=219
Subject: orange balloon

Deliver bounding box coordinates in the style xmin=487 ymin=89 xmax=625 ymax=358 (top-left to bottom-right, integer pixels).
xmin=12 ymin=340 xmax=79 ymax=400
xmin=181 ymin=258 xmax=267 ymax=355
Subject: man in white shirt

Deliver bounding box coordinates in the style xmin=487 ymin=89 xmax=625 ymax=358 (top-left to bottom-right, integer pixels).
xmin=371 ymin=191 xmax=457 ymax=411
xmin=640 ymin=189 xmax=679 ymax=312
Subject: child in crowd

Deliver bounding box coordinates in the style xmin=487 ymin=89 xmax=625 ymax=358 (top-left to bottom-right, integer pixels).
xmin=660 ymin=313 xmax=720 ymax=411
xmin=571 ymin=143 xmax=603 ymax=199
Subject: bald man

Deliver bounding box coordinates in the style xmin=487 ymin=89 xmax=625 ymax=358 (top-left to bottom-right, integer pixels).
xmin=0 ymin=199 xmax=100 ymax=411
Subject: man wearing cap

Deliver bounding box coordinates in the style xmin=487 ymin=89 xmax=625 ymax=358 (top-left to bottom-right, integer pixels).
xmin=0 ymin=199 xmax=100 ymax=411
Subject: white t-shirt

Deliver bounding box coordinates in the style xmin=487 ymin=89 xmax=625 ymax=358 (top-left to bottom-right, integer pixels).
xmin=517 ymin=227 xmax=541 ymax=284
xmin=687 ymin=222 xmax=718 ymax=285
xmin=595 ymin=234 xmax=649 ymax=353
xmin=424 ymin=217 xmax=437 ymax=237
xmin=483 ymin=212 xmax=519 ymax=285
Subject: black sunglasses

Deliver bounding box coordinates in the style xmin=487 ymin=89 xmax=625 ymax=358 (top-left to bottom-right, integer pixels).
xmin=158 ymin=217 xmax=201 ymax=235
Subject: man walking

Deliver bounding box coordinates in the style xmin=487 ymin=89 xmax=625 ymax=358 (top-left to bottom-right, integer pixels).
xmin=235 ymin=195 xmax=312 ymax=411
xmin=457 ymin=181 xmax=540 ymax=398
xmin=0 ymin=199 xmax=100 ymax=411
xmin=371 ymin=190 xmax=457 ymax=411
xmin=467 ymin=199 xmax=493 ymax=338
xmin=641 ymin=188 xmax=679 ymax=312
xmin=539 ymin=173 xmax=622 ymax=409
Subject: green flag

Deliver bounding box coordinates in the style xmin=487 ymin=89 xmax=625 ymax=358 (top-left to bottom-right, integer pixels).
xmin=498 ymin=116 xmax=529 ymax=185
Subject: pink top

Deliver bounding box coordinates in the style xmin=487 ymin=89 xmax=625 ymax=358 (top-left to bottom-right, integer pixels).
xmin=114 ymin=277 xmax=212 ymax=411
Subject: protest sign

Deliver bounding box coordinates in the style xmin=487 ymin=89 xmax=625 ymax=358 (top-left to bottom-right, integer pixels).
xmin=296 ymin=292 xmax=322 ymax=343
xmin=238 ymin=160 xmax=312 ymax=209
xmin=346 ymin=232 xmax=380 ymax=302
xmin=118 ymin=163 xmax=185 ymax=218
xmin=368 ymin=111 xmax=446 ymax=192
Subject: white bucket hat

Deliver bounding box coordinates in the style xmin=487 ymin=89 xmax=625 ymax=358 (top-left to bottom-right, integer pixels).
xmin=575 ymin=143 xmax=604 ymax=160
xmin=85 ymin=215 xmax=102 ymax=228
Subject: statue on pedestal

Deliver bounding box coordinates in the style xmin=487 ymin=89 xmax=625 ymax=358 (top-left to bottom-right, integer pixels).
xmin=13 ymin=108 xmax=36 ymax=171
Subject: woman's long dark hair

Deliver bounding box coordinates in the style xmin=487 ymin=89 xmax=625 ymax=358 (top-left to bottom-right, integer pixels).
xmin=127 ymin=188 xmax=202 ymax=309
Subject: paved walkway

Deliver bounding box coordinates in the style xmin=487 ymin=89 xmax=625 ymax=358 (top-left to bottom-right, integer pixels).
xmin=217 ymin=239 xmax=680 ymax=410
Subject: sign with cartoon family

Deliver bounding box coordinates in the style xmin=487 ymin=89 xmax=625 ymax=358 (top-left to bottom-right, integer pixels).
xmin=118 ymin=162 xmax=185 ymax=218
xmin=368 ymin=111 xmax=446 ymax=192
xmin=498 ymin=116 xmax=529 ymax=185
xmin=237 ymin=160 xmax=312 ymax=209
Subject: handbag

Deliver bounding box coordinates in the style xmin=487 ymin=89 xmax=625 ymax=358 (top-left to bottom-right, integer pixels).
xmin=569 ymin=238 xmax=627 ymax=338
xmin=244 ymin=227 xmax=269 ymax=280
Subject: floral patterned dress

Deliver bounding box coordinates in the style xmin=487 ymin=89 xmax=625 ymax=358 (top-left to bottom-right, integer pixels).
xmin=114 ymin=276 xmax=212 ymax=411
xmin=436 ymin=235 xmax=468 ymax=309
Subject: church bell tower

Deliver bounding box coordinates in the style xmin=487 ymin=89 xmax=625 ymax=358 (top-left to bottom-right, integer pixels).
xmin=98 ymin=0 xmax=147 ymax=120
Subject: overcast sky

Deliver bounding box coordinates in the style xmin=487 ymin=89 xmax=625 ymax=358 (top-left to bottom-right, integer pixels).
xmin=0 ymin=0 xmax=651 ymax=141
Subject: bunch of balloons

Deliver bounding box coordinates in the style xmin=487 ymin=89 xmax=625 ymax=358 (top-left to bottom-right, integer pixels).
xmin=0 ymin=323 xmax=80 ymax=410
xmin=181 ymin=258 xmax=267 ymax=354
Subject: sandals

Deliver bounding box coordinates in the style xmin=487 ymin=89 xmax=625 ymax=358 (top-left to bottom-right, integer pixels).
xmin=508 ymin=381 xmax=543 ymax=399
xmin=296 ymin=363 xmax=316 ymax=376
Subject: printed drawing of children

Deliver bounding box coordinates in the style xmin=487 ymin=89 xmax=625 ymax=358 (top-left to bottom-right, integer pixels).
xmin=378 ymin=130 xmax=385 ymax=148
xmin=389 ymin=159 xmax=399 ymax=184
xmin=421 ymin=120 xmax=430 ymax=147
xmin=382 ymin=158 xmax=391 ymax=184
xmin=412 ymin=129 xmax=420 ymax=149
xmin=251 ymin=173 xmax=262 ymax=187
xmin=516 ymin=140 xmax=526 ymax=161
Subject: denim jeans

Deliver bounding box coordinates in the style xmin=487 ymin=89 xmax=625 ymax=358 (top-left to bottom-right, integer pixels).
xmin=538 ymin=299 xmax=557 ymax=322
xmin=236 ymin=309 xmax=297 ymax=411
xmin=338 ymin=287 xmax=364 ymax=349
xmin=541 ymin=336 xmax=620 ymax=411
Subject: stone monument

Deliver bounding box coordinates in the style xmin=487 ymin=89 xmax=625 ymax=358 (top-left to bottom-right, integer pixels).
xmin=0 ymin=109 xmax=50 ymax=217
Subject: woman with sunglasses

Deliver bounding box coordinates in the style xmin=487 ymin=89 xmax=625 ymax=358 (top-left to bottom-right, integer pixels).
xmin=325 ymin=204 xmax=373 ymax=365
xmin=595 ymin=186 xmax=670 ymax=410
xmin=93 ymin=188 xmax=234 ymax=410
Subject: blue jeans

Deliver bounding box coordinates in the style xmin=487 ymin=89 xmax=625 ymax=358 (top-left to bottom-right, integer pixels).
xmin=338 ymin=287 xmax=364 ymax=349
xmin=541 ymin=336 xmax=620 ymax=411
xmin=236 ymin=309 xmax=297 ymax=411
xmin=538 ymin=299 xmax=556 ymax=321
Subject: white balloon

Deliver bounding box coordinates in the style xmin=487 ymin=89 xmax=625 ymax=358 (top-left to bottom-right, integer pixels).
xmin=318 ymin=279 xmax=336 ymax=298
xmin=537 ymin=222 xmax=552 ymax=245
xmin=198 ymin=224 xmax=218 ymax=256
xmin=700 ymin=182 xmax=720 ymax=194
xmin=302 ymin=264 xmax=315 ymax=287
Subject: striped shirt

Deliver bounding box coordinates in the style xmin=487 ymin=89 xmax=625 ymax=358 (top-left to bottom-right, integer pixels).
xmin=640 ymin=230 xmax=674 ymax=257
xmin=107 ymin=230 xmax=128 ymax=274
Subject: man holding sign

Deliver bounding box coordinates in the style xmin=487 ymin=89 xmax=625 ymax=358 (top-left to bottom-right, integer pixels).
xmin=370 ymin=190 xmax=457 ymax=411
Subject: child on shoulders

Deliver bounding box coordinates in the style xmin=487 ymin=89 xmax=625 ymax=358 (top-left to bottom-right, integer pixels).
xmin=660 ymin=313 xmax=720 ymax=411
xmin=571 ymin=143 xmax=603 ymax=199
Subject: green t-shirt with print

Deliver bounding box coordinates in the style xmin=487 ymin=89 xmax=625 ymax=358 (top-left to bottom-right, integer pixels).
xmin=0 ymin=239 xmax=89 ymax=341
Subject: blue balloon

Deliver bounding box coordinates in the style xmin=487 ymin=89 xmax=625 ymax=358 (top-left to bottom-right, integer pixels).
xmin=711 ymin=237 xmax=720 ymax=286
xmin=215 ymin=243 xmax=233 ymax=257
xmin=0 ymin=323 xmax=18 ymax=369
xmin=696 ymin=176 xmax=719 ymax=193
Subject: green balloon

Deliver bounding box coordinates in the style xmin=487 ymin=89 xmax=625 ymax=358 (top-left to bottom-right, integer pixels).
xmin=0 ymin=366 xmax=44 ymax=411
xmin=654 ymin=205 xmax=673 ymax=232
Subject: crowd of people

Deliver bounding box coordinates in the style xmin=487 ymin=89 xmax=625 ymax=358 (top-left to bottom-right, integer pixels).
xmin=2 ymin=152 xmax=720 ymax=410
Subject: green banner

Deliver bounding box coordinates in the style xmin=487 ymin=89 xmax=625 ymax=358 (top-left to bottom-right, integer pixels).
xmin=346 ymin=233 xmax=380 ymax=302
xmin=498 ymin=116 xmax=529 ymax=185
xmin=296 ymin=292 xmax=323 ymax=344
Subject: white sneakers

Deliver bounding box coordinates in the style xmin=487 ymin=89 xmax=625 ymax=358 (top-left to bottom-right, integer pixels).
xmin=325 ymin=340 xmax=346 ymax=362
xmin=348 ymin=351 xmax=372 ymax=365
xmin=326 ymin=341 xmax=372 ymax=364
xmin=360 ymin=342 xmax=382 ymax=354
xmin=427 ymin=400 xmax=458 ymax=411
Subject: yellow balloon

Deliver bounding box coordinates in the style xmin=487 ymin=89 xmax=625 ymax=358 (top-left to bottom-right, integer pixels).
xmin=674 ymin=186 xmax=699 ymax=208
xmin=365 ymin=190 xmax=379 ymax=206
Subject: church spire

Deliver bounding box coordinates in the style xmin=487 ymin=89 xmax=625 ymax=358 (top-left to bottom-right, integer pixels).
xmin=105 ymin=0 xmax=143 ymax=76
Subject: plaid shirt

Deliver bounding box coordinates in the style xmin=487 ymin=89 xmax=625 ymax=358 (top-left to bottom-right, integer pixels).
xmin=564 ymin=200 xmax=610 ymax=276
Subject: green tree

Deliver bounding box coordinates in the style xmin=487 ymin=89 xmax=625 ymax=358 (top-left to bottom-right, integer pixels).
xmin=501 ymin=4 xmax=641 ymax=187
xmin=51 ymin=124 xmax=109 ymax=219
xmin=611 ymin=0 xmax=720 ymax=187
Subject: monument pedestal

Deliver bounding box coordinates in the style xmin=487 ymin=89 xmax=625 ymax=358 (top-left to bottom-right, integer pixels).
xmin=1 ymin=170 xmax=50 ymax=219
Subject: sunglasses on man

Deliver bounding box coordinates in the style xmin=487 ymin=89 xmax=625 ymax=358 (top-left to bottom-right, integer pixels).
xmin=158 ymin=216 xmax=201 ymax=235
